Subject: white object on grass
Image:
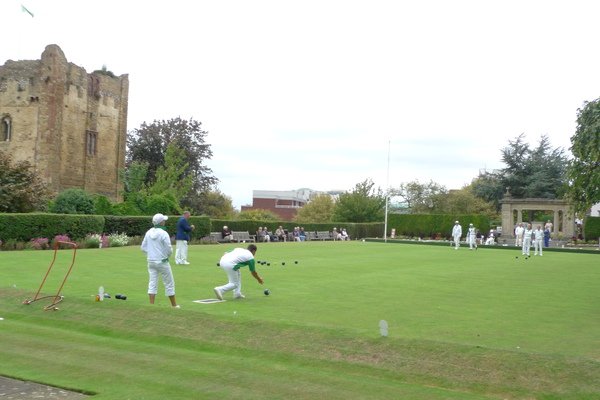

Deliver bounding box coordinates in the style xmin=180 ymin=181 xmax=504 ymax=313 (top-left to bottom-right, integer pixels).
xmin=379 ymin=320 xmax=388 ymax=337
xmin=193 ymin=299 xmax=226 ymax=304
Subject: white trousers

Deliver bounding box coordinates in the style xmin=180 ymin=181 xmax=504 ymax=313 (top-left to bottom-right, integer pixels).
xmin=534 ymin=239 xmax=543 ymax=255
xmin=515 ymin=234 xmax=523 ymax=246
xmin=468 ymin=235 xmax=477 ymax=249
xmin=147 ymin=260 xmax=175 ymax=296
xmin=453 ymin=235 xmax=461 ymax=249
xmin=215 ymin=264 xmax=242 ymax=297
xmin=175 ymin=240 xmax=188 ymax=264
xmin=522 ymin=238 xmax=531 ymax=256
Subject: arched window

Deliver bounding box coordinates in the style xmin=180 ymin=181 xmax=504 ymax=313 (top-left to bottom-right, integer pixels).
xmin=86 ymin=130 xmax=97 ymax=156
xmin=1 ymin=116 xmax=11 ymax=141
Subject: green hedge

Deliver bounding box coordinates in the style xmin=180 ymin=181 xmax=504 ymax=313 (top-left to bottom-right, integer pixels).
xmin=386 ymin=214 xmax=491 ymax=239
xmin=0 ymin=213 xmax=104 ymax=241
xmin=0 ymin=213 xmax=211 ymax=242
xmin=584 ymin=216 xmax=600 ymax=240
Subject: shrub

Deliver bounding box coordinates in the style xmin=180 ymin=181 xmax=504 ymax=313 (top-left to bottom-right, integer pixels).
xmin=108 ymin=232 xmax=130 ymax=247
xmin=50 ymin=189 xmax=95 ymax=214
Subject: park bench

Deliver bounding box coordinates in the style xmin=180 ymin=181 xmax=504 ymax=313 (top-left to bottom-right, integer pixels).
xmin=306 ymin=231 xmax=318 ymax=241
xmin=316 ymin=231 xmax=333 ymax=240
xmin=232 ymin=231 xmax=256 ymax=243
xmin=209 ymin=232 xmax=231 ymax=243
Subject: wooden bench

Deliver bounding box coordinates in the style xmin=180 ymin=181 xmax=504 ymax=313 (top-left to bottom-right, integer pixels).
xmin=306 ymin=231 xmax=318 ymax=241
xmin=232 ymin=231 xmax=256 ymax=243
xmin=210 ymin=232 xmax=231 ymax=243
xmin=316 ymin=231 xmax=333 ymax=240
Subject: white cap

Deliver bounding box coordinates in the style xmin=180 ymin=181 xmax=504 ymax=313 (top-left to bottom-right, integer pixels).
xmin=455 ymin=221 xmax=459 ymax=224
xmin=152 ymin=213 xmax=168 ymax=225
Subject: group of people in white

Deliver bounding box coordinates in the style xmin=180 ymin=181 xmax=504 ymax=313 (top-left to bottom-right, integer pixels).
xmin=451 ymin=221 xmax=480 ymax=250
xmin=256 ymin=226 xmax=350 ymax=242
xmin=452 ymin=220 xmax=551 ymax=256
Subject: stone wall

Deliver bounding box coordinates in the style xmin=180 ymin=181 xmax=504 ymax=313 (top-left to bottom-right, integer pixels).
xmin=0 ymin=44 xmax=128 ymax=201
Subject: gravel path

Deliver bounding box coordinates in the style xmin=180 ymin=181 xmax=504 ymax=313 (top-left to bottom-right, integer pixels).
xmin=0 ymin=376 xmax=88 ymax=399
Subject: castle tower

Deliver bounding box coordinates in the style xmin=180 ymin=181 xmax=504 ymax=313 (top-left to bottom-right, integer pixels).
xmin=0 ymin=44 xmax=128 ymax=201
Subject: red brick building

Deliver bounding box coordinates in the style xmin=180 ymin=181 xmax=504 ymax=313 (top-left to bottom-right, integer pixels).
xmin=241 ymin=189 xmax=312 ymax=221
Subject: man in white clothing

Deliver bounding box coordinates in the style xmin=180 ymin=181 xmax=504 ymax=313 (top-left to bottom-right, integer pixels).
xmin=533 ymin=225 xmax=544 ymax=256
xmin=141 ymin=213 xmax=179 ymax=308
xmin=467 ymin=223 xmax=477 ymax=250
xmin=522 ymin=223 xmax=533 ymax=256
xmin=214 ymin=244 xmax=264 ymax=300
xmin=451 ymin=221 xmax=462 ymax=249
xmin=514 ymin=223 xmax=524 ymax=247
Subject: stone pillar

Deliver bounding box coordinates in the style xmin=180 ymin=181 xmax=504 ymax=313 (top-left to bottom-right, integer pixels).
xmin=553 ymin=210 xmax=559 ymax=235
xmin=517 ymin=209 xmax=522 ymax=223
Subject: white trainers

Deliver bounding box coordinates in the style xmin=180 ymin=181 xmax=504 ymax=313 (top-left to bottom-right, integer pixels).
xmin=173 ymin=305 xmax=181 ymax=309
xmin=234 ymin=293 xmax=245 ymax=299
xmin=183 ymin=261 xmax=190 ymax=265
xmin=213 ymin=288 xmax=223 ymax=300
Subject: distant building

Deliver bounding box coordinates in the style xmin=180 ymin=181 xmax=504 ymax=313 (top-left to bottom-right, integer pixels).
xmin=0 ymin=44 xmax=128 ymax=201
xmin=241 ymin=188 xmax=342 ymax=221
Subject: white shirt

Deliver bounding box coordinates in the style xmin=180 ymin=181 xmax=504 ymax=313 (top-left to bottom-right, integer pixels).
xmin=452 ymin=224 xmax=462 ymax=237
xmin=141 ymin=227 xmax=173 ymax=262
xmin=515 ymin=226 xmax=524 ymax=236
xmin=533 ymin=229 xmax=544 ymax=241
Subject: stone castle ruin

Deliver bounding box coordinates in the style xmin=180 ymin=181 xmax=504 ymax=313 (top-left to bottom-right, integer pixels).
xmin=0 ymin=44 xmax=128 ymax=201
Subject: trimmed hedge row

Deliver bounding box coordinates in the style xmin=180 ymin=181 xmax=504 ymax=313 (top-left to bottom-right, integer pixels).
xmin=0 ymin=213 xmax=211 ymax=241
xmin=386 ymin=214 xmax=491 ymax=239
xmin=0 ymin=213 xmax=104 ymax=241
xmin=0 ymin=213 xmax=492 ymax=243
xmin=584 ymin=216 xmax=600 ymax=240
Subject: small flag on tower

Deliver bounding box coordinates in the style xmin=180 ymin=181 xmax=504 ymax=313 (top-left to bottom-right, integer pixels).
xmin=21 ymin=4 xmax=34 ymax=17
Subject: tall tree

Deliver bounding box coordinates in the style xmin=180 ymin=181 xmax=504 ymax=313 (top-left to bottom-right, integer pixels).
xmin=295 ymin=194 xmax=335 ymax=223
xmin=147 ymin=142 xmax=194 ymax=200
xmin=190 ymin=190 xmax=235 ymax=219
xmin=500 ymin=134 xmax=567 ymax=199
xmin=0 ymin=151 xmax=49 ymax=212
xmin=127 ymin=117 xmax=217 ymax=193
xmin=567 ymin=98 xmax=600 ymax=215
xmin=392 ymin=180 xmax=447 ymax=214
xmin=332 ymin=179 xmax=386 ymax=222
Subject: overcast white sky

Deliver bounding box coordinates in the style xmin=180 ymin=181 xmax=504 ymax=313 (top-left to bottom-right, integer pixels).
xmin=2 ymin=0 xmax=599 ymax=208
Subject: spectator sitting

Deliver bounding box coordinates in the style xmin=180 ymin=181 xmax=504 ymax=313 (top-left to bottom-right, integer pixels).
xmin=341 ymin=228 xmax=350 ymax=241
xmin=485 ymin=230 xmax=495 ymax=245
xmin=332 ymin=227 xmax=341 ymax=241
xmin=292 ymin=227 xmax=301 ymax=242
xmin=275 ymin=226 xmax=286 ymax=242
xmin=299 ymin=227 xmax=306 ymax=242
xmin=222 ymin=225 xmax=234 ymax=242
xmin=257 ymin=227 xmax=267 ymax=242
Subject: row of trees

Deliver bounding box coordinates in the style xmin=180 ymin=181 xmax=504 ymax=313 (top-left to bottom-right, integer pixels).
xmin=1 ymin=100 xmax=599 ymax=221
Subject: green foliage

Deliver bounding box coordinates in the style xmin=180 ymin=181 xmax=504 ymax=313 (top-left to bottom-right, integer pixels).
xmin=0 ymin=151 xmax=49 ymax=212
xmin=93 ymin=196 xmax=115 ymax=215
xmin=144 ymin=193 xmax=181 ymax=216
xmin=295 ymin=194 xmax=335 ymax=223
xmin=49 ymin=189 xmax=95 ymax=214
xmin=436 ymin=186 xmax=498 ymax=218
xmin=0 ymin=213 xmax=104 ymax=241
xmin=567 ymin=98 xmax=600 ymax=215
xmin=470 ymin=173 xmax=505 ymax=211
xmin=391 ymin=180 xmax=447 ymax=213
xmin=236 ymin=209 xmax=280 ymax=221
xmin=127 ymin=117 xmax=217 ymax=193
xmin=333 ymin=179 xmax=386 ymax=222
xmin=185 ymin=190 xmax=234 ymax=218
xmin=103 ymin=215 xmax=210 ymax=239
xmin=121 ymin=161 xmax=148 ymax=197
xmin=387 ymin=213 xmax=491 ymax=239
xmin=147 ymin=142 xmax=194 ymax=200
xmin=584 ymin=216 xmax=600 ymax=240
xmin=500 ymin=134 xmax=567 ymax=199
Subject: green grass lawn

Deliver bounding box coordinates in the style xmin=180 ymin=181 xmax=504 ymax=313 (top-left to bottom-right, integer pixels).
xmin=1 ymin=242 xmax=599 ymax=399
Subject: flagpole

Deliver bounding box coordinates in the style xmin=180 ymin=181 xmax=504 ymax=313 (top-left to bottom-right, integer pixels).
xmin=384 ymin=139 xmax=390 ymax=243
